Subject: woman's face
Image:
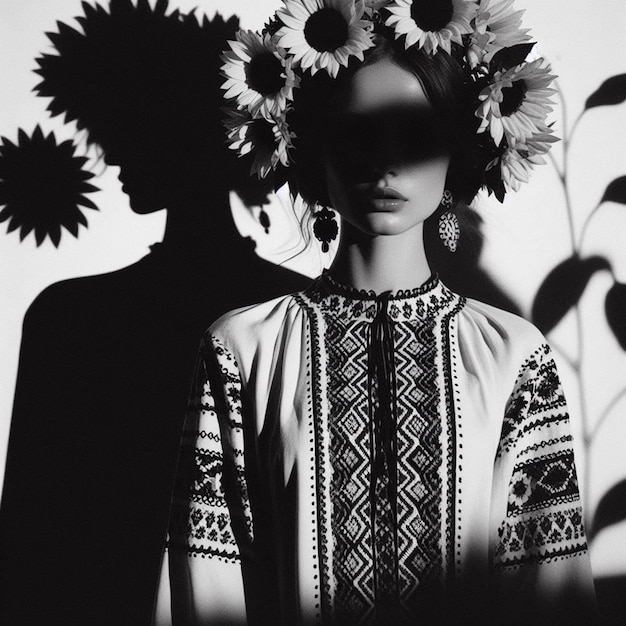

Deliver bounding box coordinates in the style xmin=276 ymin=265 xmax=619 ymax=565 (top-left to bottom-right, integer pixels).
xmin=325 ymin=57 xmax=451 ymax=238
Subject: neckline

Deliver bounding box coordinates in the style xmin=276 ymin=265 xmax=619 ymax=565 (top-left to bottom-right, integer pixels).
xmin=303 ymin=271 xmax=458 ymax=322
xmin=318 ymin=270 xmax=440 ymax=301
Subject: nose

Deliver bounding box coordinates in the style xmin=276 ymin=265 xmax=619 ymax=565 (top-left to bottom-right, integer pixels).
xmin=373 ymin=162 xmax=398 ymax=181
xmin=370 ymin=130 xmax=401 ymax=178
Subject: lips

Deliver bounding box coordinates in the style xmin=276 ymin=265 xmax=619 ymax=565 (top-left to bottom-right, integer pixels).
xmin=360 ymin=185 xmax=408 ymax=211
xmin=369 ymin=186 xmax=408 ymax=201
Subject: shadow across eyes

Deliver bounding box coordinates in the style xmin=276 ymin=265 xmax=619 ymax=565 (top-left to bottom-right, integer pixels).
xmin=325 ymin=104 xmax=452 ymax=180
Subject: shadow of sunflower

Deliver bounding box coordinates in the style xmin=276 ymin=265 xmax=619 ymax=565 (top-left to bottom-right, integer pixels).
xmin=34 ymin=0 xmax=272 ymax=214
xmin=0 ymin=126 xmax=98 ymax=246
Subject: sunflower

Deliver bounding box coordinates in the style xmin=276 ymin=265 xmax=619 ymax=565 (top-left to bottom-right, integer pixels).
xmin=467 ymin=0 xmax=530 ymax=68
xmin=494 ymin=147 xmax=537 ymax=192
xmin=275 ymin=0 xmax=374 ymax=78
xmin=221 ymin=30 xmax=299 ymax=120
xmin=493 ymin=128 xmax=557 ymax=192
xmin=363 ymin=0 xmax=394 ymax=16
xmin=476 ymin=58 xmax=556 ymax=147
xmin=224 ymin=108 xmax=293 ymax=178
xmin=385 ymin=0 xmax=477 ymax=55
xmin=522 ymin=127 xmax=558 ymax=156
xmin=0 ymin=127 xmax=98 ymax=247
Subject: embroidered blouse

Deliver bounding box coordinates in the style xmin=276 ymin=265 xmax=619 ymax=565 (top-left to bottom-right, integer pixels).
xmin=165 ymin=274 xmax=596 ymax=625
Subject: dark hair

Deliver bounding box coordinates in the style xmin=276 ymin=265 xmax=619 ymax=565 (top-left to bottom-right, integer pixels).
xmin=288 ymin=26 xmax=483 ymax=208
xmin=286 ymin=25 xmax=485 ymax=270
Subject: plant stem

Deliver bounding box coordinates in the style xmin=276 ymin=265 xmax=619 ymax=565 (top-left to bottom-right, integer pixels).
xmin=578 ymin=202 xmax=601 ymax=251
xmin=555 ymin=84 xmax=591 ymax=513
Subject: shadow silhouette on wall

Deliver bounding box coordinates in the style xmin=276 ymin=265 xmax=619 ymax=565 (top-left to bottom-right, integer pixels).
xmin=0 ymin=2 xmax=523 ymax=624
xmin=0 ymin=126 xmax=99 ymax=246
xmin=0 ymin=2 xmax=309 ymax=624
xmin=589 ymin=480 xmax=626 ymax=624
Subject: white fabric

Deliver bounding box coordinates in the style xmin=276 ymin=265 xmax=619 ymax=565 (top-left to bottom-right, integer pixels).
xmin=162 ymin=276 xmax=597 ymax=625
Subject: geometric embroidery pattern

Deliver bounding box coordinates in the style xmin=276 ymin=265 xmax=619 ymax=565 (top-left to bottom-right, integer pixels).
xmin=326 ymin=317 xmax=375 ymax=624
xmin=498 ymin=344 xmax=568 ymax=458
xmin=395 ymin=319 xmax=442 ymax=610
xmin=316 ymin=275 xmax=447 ymax=624
xmin=508 ymin=450 xmax=580 ymax=515
xmin=494 ymin=506 xmax=588 ymax=567
xmin=494 ymin=342 xmax=588 ymax=570
xmin=170 ymin=334 xmax=251 ymax=562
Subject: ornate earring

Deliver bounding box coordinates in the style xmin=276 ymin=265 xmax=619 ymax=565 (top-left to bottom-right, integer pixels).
xmin=438 ymin=190 xmax=459 ymax=253
xmin=313 ymin=207 xmax=338 ymax=253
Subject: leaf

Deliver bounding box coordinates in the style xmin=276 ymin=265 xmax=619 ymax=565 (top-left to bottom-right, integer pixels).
xmin=590 ymin=478 xmax=626 ymax=540
xmin=606 ymin=282 xmax=626 ymax=350
xmin=490 ymin=43 xmax=536 ymax=73
xmin=585 ymin=74 xmax=626 ymax=110
xmin=532 ymin=255 xmax=610 ymax=333
xmin=600 ymin=176 xmax=626 ymax=205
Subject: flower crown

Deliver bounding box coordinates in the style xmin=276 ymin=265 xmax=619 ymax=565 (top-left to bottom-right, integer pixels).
xmin=221 ymin=0 xmax=557 ymax=202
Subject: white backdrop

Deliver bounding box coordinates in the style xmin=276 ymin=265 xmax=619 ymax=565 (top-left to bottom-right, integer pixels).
xmin=1 ymin=0 xmax=626 ymax=589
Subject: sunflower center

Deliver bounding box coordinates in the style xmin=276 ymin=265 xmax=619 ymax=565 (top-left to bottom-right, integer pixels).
xmin=304 ymin=8 xmax=349 ymax=52
xmin=500 ymin=79 xmax=527 ymax=116
xmin=246 ymin=52 xmax=285 ymax=96
xmin=251 ymin=119 xmax=277 ymax=151
xmin=410 ymin=0 xmax=453 ymax=32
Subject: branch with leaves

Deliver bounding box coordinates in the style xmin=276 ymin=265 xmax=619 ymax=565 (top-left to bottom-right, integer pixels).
xmin=531 ymin=73 xmax=626 ymax=543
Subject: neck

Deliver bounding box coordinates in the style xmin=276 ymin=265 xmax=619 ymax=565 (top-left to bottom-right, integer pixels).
xmin=329 ymin=222 xmax=432 ymax=294
xmin=159 ymin=190 xmax=241 ymax=253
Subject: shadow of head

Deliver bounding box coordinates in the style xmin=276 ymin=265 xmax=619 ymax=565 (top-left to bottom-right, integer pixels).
xmin=35 ymin=0 xmax=272 ymax=213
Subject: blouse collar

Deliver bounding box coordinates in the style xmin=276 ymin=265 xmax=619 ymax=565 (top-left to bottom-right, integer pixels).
xmin=305 ymin=271 xmax=460 ymax=322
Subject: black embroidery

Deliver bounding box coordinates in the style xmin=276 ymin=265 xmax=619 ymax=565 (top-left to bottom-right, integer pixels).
xmin=494 ymin=507 xmax=587 ymax=568
xmin=325 ymin=314 xmax=376 ymax=623
xmin=442 ymin=296 xmax=466 ymax=586
xmin=170 ymin=334 xmax=250 ymax=562
xmin=293 ymin=291 xmax=332 ymax=622
xmin=519 ymin=434 xmax=573 ymax=457
xmin=508 ymin=450 xmax=580 ymax=515
xmin=498 ymin=344 xmax=568 ymax=457
xmin=307 ymin=272 xmax=456 ymax=323
xmin=304 ymin=277 xmax=459 ymax=624
xmin=494 ymin=343 xmax=588 ymax=570
xmin=397 ymin=319 xmax=441 ymax=590
xmin=191 ymin=448 xmax=225 ymax=506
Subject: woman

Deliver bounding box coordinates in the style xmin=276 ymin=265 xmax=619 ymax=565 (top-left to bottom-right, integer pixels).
xmin=163 ymin=1 xmax=597 ymax=624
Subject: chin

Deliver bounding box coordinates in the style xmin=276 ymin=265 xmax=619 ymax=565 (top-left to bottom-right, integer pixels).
xmin=350 ymin=212 xmax=424 ymax=238
xmin=127 ymin=193 xmax=166 ymax=214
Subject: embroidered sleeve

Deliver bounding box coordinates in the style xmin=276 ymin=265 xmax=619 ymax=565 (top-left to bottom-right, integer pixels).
xmin=492 ymin=343 xmax=597 ymax=622
xmin=169 ymin=334 xmax=251 ymax=560
xmin=166 ymin=333 xmax=251 ymax=621
xmin=494 ymin=343 xmax=587 ymax=567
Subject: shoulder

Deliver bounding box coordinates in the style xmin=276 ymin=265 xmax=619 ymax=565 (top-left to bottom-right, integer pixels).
xmin=459 ymin=297 xmax=544 ymax=346
xmin=454 ymin=295 xmax=550 ymax=379
xmin=206 ymin=292 xmax=306 ymax=352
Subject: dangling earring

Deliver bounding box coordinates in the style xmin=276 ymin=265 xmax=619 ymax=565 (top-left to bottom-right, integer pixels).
xmin=438 ymin=190 xmax=459 ymax=253
xmin=313 ymin=207 xmax=338 ymax=253
xmin=259 ymin=208 xmax=270 ymax=234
